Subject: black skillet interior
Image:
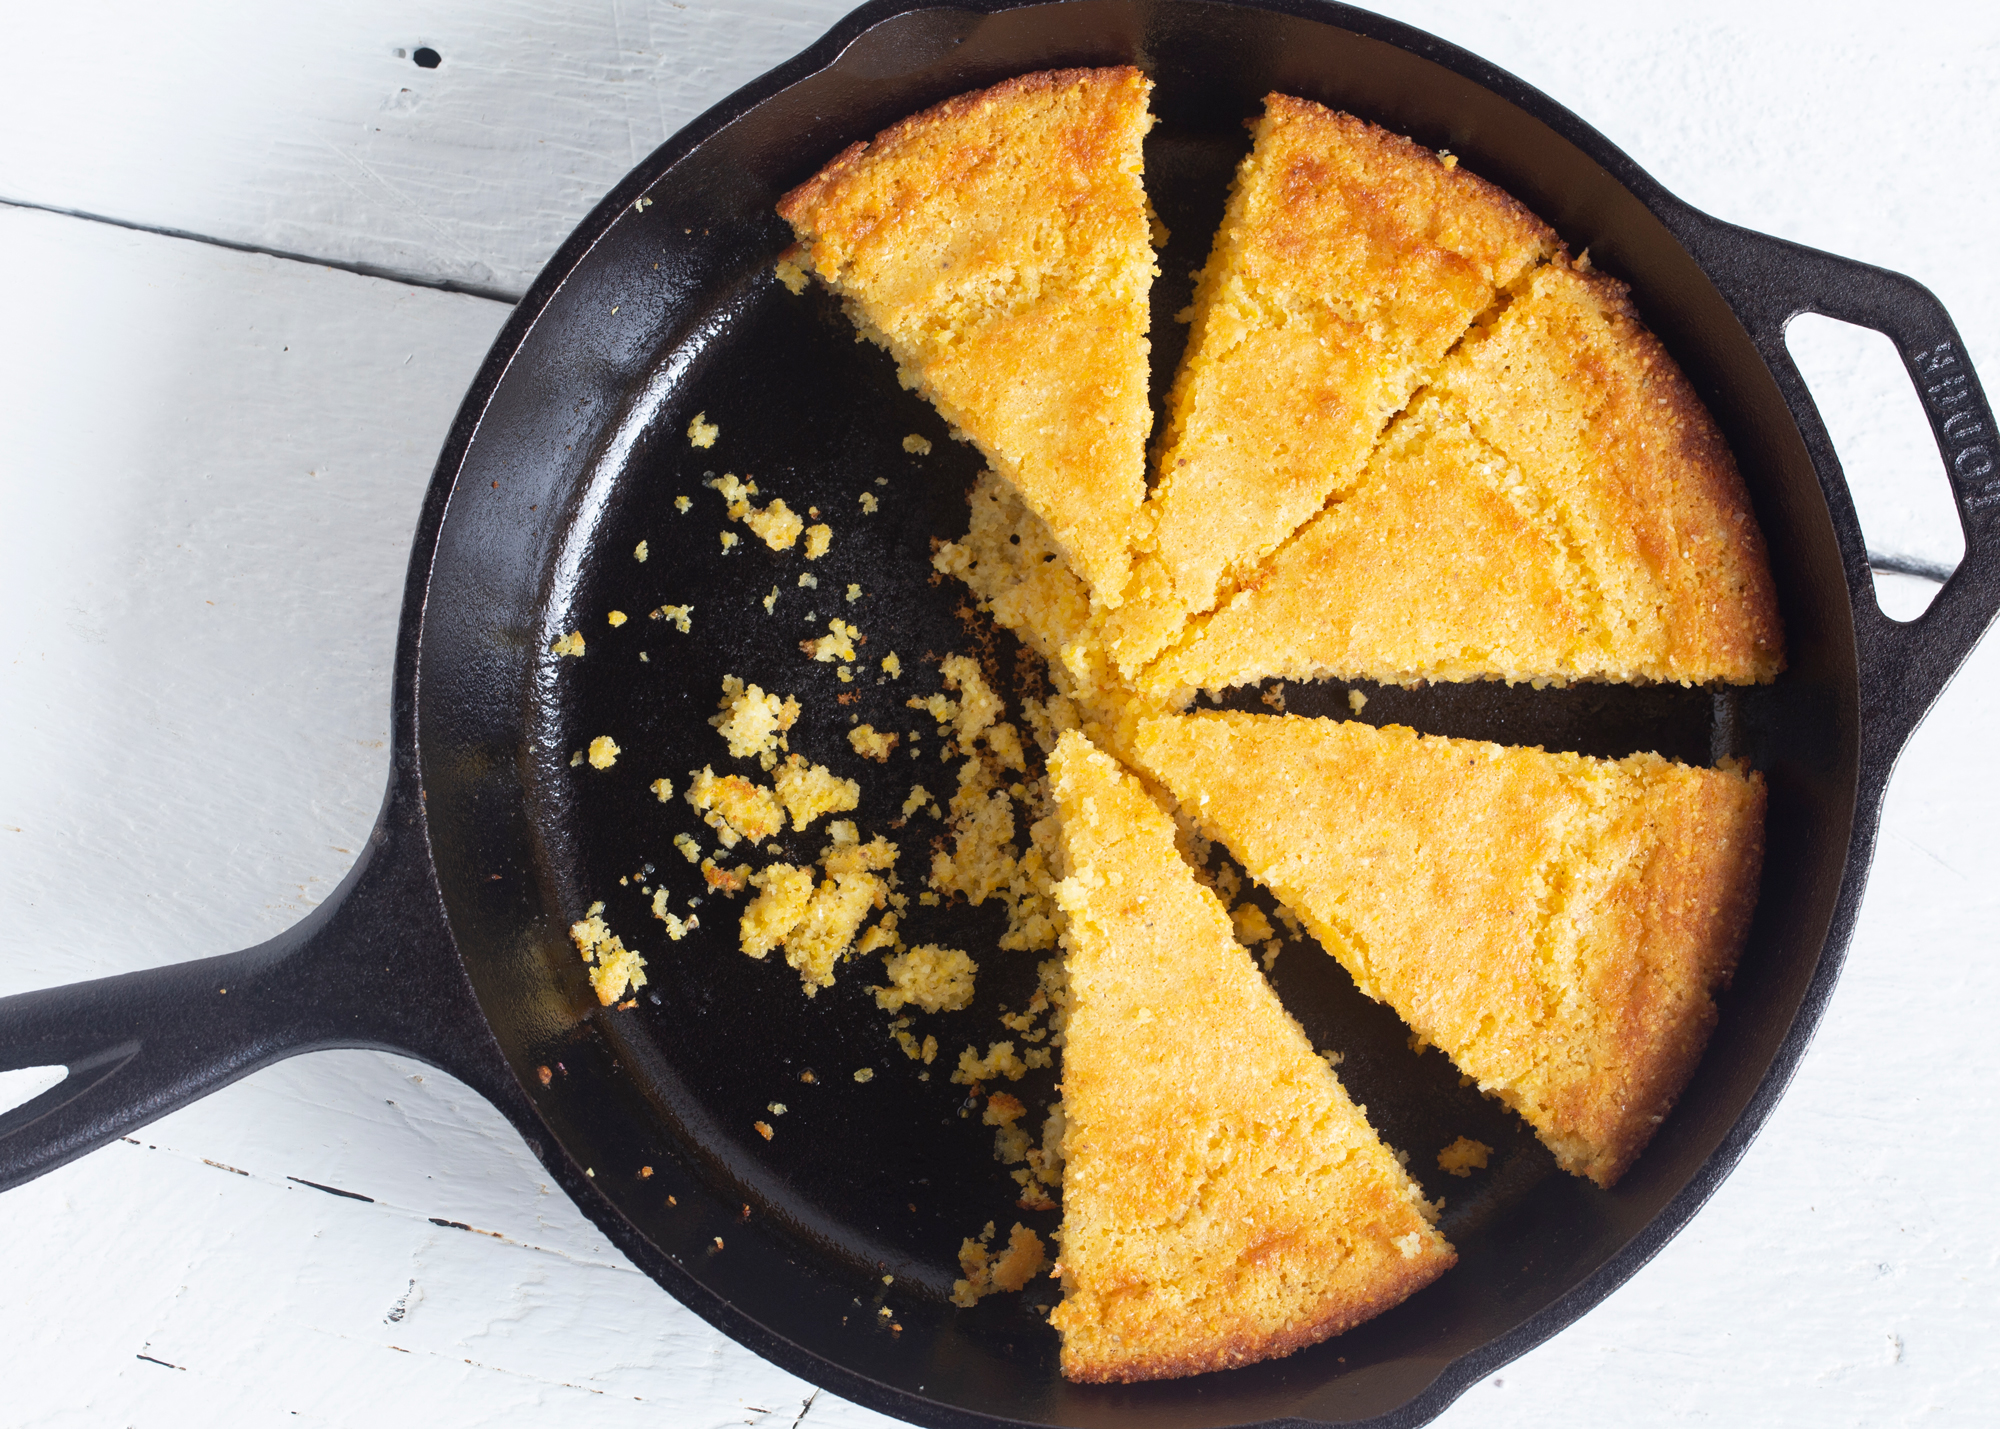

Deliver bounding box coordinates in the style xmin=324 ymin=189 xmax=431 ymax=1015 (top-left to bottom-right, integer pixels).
xmin=414 ymin=2 xmax=1863 ymax=1425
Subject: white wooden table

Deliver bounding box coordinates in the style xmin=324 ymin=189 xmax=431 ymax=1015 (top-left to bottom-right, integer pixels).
xmin=3 ymin=3 xmax=1995 ymax=1425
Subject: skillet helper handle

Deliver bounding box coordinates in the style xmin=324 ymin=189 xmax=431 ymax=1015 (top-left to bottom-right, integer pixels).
xmin=0 ymin=789 xmax=503 ymax=1195
xmin=1690 ymin=218 xmax=2000 ymax=752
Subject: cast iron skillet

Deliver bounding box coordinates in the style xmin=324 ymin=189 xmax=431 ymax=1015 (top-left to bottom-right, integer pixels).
xmin=5 ymin=2 xmax=1998 ymax=1425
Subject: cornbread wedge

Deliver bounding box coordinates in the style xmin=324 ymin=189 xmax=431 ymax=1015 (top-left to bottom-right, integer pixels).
xmin=1146 ymin=260 xmax=1784 ymax=700
xmin=777 ymin=68 xmax=1157 ymax=605
xmin=1048 ymin=730 xmax=1453 ymax=1383
xmin=1129 ymin=713 xmax=1765 ymax=1188
xmin=1117 ymin=96 xmax=1556 ymax=671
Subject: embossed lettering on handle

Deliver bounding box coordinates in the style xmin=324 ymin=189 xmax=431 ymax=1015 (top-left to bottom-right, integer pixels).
xmin=1909 ymin=341 xmax=2000 ymax=508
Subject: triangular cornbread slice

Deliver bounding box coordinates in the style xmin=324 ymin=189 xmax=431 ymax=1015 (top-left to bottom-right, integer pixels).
xmin=777 ymin=68 xmax=1157 ymax=605
xmin=1115 ymin=96 xmax=1556 ymax=668
xmin=1144 ymin=260 xmax=1784 ymax=701
xmin=1047 ymin=729 xmax=1452 ymax=1383
xmin=1129 ymin=713 xmax=1765 ymax=1188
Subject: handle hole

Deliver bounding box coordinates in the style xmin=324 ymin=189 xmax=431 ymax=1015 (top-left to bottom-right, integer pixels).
xmin=0 ymin=1065 xmax=68 ymax=1118
xmin=1787 ymin=315 xmax=1965 ymax=621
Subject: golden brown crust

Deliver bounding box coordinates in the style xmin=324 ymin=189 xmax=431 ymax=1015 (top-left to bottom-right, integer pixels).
xmin=775 ymin=68 xmax=1156 ymax=605
xmin=1146 ymin=257 xmax=1786 ymax=699
xmin=1129 ymin=712 xmax=1765 ymax=1189
xmin=1135 ymin=94 xmax=1558 ymax=647
xmin=1049 ymin=730 xmax=1453 ymax=1383
xmin=777 ymin=68 xmax=1139 ymax=225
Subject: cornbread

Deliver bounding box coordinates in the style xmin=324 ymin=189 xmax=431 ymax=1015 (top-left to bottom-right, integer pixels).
xmin=1125 ymin=96 xmax=1556 ymax=669
xmin=739 ymin=828 xmax=900 ymax=994
xmin=953 ymin=1221 xmax=1048 ymax=1307
xmin=777 ymin=68 xmax=1158 ymax=605
xmin=873 ymin=945 xmax=978 ymax=1014
xmin=1147 ymin=259 xmax=1784 ymax=699
xmin=569 ymin=903 xmax=648 ymax=1006
xmin=685 ymin=767 xmax=784 ymax=848
xmin=708 ymin=680 xmax=788 ymax=755
xmin=1047 ymin=730 xmax=1452 ymax=1382
xmin=1130 ymin=712 xmax=1765 ymax=1187
xmin=771 ymin=754 xmax=859 ymax=831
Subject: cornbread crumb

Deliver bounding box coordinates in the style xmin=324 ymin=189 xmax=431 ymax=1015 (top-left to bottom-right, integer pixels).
xmin=686 ymin=766 xmax=784 ymax=847
xmin=1438 ymin=1137 xmax=1492 ymax=1177
xmin=607 ymin=610 xmax=628 ymax=627
xmin=902 ymin=785 xmax=937 ymax=819
xmin=774 ymin=256 xmax=808 ymax=294
xmin=848 ymin=725 xmax=899 ymax=762
xmin=854 ymin=1067 xmax=875 ymax=1083
xmin=837 ymin=666 xmax=853 ymax=683
xmin=569 ymin=906 xmax=648 ymax=1006
xmin=687 ymin=412 xmax=719 ymax=447
xmin=881 ymin=652 xmax=902 ymax=679
xmin=873 ymin=945 xmax=977 ymax=1013
xmin=804 ymin=524 xmax=833 ymax=559
xmin=710 ymin=676 xmax=800 ymax=768
xmin=754 ymin=1120 xmax=774 ymax=1140
xmin=550 ymin=630 xmax=586 ymax=657
xmin=652 ymin=604 xmax=693 ymax=633
xmin=569 ymin=751 xmax=583 ymax=767
xmin=1230 ymin=903 xmax=1274 ymax=946
xmin=798 ymin=572 xmax=819 ymax=589
xmin=719 ymin=531 xmax=739 ymax=552
xmin=769 ymin=1102 xmax=787 ymax=1115
xmin=952 ymin=1041 xmax=1029 ymax=1084
xmin=773 ymin=754 xmax=860 ymax=830
xmin=738 ymin=832 xmax=899 ymax=992
xmin=846 ymin=583 xmax=863 ymax=602
xmin=1348 ymin=689 xmax=1368 ymax=714
xmin=634 ymin=540 xmax=649 ymax=562
xmin=709 ymin=473 xmax=805 ymax=551
xmin=588 ymin=736 xmax=620 ymax=769
xmin=802 ymin=618 xmax=861 ymax=662
xmin=673 ymin=832 xmax=701 ymax=864
xmin=763 ymin=587 xmax=779 ymax=614
xmin=903 ymin=433 xmax=932 ymax=455
xmin=859 ymin=492 xmax=879 ymax=514
xmin=951 ymin=1222 xmax=1046 ymax=1307
xmin=649 ymin=887 xmax=696 ymax=940
xmin=650 ymin=777 xmax=674 ymax=802
xmin=675 ymin=495 xmax=692 ymax=514
xmin=700 ymin=857 xmax=752 ymax=895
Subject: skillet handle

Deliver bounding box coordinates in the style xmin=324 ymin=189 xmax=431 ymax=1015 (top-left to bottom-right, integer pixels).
xmin=0 ymin=784 xmax=509 ymax=1195
xmin=1687 ymin=218 xmax=2000 ymax=758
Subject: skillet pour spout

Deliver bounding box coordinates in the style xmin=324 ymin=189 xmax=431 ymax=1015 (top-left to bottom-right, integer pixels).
xmin=5 ymin=3 xmax=2000 ymax=1427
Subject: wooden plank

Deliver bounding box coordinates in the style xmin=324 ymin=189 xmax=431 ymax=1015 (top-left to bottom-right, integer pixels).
xmin=0 ymin=0 xmax=1992 ymax=314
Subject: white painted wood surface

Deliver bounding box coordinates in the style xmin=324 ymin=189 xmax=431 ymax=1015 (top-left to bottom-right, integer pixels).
xmin=2 ymin=3 xmax=1996 ymax=1425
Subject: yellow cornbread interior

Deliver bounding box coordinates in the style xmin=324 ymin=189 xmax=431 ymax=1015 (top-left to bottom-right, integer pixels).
xmin=1147 ymin=260 xmax=1785 ymax=699
xmin=1125 ymin=94 xmax=1556 ymax=664
xmin=1047 ymin=730 xmax=1453 ymax=1383
xmin=1130 ymin=712 xmax=1766 ymax=1188
xmin=777 ymin=67 xmax=1158 ymax=605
